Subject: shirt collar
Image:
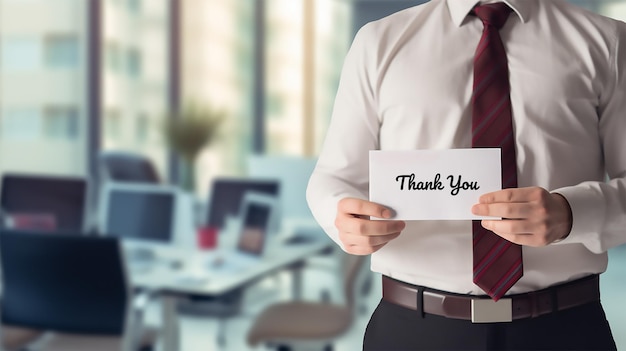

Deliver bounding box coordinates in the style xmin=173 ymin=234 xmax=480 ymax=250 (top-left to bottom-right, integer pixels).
xmin=446 ymin=0 xmax=531 ymax=27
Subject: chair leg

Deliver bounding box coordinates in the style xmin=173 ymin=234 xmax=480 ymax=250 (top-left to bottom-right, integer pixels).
xmin=217 ymin=318 xmax=227 ymax=349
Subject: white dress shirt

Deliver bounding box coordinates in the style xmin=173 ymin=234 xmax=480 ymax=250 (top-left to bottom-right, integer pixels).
xmin=307 ymin=0 xmax=626 ymax=295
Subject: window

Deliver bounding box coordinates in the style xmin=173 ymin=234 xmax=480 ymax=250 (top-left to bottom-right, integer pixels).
xmin=105 ymin=42 xmax=122 ymax=73
xmin=263 ymin=0 xmax=351 ymax=156
xmin=267 ymin=93 xmax=284 ymax=118
xmin=136 ymin=114 xmax=149 ymax=142
xmin=128 ymin=0 xmax=141 ymax=14
xmin=43 ymin=107 xmax=79 ymax=140
xmin=44 ymin=35 xmax=80 ymax=68
xmin=104 ymin=110 xmax=122 ymax=140
xmin=0 ymin=108 xmax=41 ymax=140
xmin=0 ymin=37 xmax=41 ymax=71
xmin=600 ymin=2 xmax=626 ymax=20
xmin=127 ymin=48 xmax=142 ymax=78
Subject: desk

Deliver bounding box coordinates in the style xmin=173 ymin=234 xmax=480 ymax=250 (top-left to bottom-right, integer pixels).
xmin=128 ymin=237 xmax=334 ymax=351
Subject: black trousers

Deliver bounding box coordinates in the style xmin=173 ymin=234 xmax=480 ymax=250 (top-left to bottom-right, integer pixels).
xmin=363 ymin=299 xmax=616 ymax=350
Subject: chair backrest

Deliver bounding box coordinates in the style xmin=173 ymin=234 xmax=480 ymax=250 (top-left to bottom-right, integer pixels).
xmin=99 ymin=151 xmax=160 ymax=184
xmin=0 ymin=230 xmax=129 ymax=335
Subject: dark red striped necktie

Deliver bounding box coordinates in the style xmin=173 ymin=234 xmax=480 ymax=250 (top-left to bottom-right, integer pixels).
xmin=471 ymin=3 xmax=523 ymax=301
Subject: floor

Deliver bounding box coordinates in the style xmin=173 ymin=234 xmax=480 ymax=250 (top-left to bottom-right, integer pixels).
xmin=146 ymin=246 xmax=626 ymax=351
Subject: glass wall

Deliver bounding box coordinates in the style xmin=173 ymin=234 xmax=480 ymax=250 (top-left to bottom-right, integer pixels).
xmin=181 ymin=0 xmax=255 ymax=196
xmin=0 ymin=0 xmax=88 ymax=176
xmin=600 ymin=2 xmax=626 ymax=20
xmin=0 ymin=0 xmax=624 ymax=183
xmin=182 ymin=0 xmax=351 ymax=196
xmin=101 ymin=0 xmax=170 ymax=179
xmin=264 ymin=0 xmax=351 ymax=156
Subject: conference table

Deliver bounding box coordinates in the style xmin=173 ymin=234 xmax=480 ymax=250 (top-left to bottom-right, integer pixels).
xmin=127 ymin=235 xmax=335 ymax=351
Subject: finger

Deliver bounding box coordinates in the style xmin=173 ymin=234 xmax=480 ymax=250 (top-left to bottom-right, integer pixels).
xmin=483 ymin=219 xmax=559 ymax=247
xmin=472 ymin=202 xmax=535 ymax=219
xmin=486 ymin=230 xmax=532 ymax=245
xmin=338 ymin=215 xmax=406 ymax=236
xmin=345 ymin=243 xmax=388 ymax=256
xmin=490 ymin=231 xmax=552 ymax=247
xmin=479 ymin=187 xmax=545 ymax=204
xmin=338 ymin=198 xmax=393 ymax=219
xmin=341 ymin=231 xmax=401 ymax=247
xmin=481 ymin=219 xmax=536 ymax=235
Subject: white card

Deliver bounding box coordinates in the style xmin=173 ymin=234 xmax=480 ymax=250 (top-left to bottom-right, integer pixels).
xmin=369 ymin=149 xmax=502 ymax=220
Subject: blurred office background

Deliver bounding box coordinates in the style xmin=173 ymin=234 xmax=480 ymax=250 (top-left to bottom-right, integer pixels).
xmin=0 ymin=0 xmax=625 ymax=350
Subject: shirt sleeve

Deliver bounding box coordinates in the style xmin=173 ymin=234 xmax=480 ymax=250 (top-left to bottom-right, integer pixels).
xmin=306 ymin=24 xmax=381 ymax=250
xmin=553 ymin=21 xmax=626 ymax=253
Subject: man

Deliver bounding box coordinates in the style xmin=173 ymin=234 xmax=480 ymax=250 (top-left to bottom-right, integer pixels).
xmin=307 ymin=0 xmax=625 ymax=349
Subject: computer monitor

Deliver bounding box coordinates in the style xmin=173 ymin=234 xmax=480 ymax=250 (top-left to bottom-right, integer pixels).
xmin=0 ymin=173 xmax=88 ymax=232
xmin=247 ymin=155 xmax=317 ymax=221
xmin=98 ymin=182 xmax=179 ymax=247
xmin=206 ymin=177 xmax=280 ymax=231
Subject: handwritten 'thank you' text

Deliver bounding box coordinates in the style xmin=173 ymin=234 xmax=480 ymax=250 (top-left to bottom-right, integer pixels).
xmin=395 ymin=173 xmax=480 ymax=196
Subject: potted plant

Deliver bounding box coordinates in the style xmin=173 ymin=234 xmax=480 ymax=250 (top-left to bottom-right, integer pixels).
xmin=163 ymin=103 xmax=224 ymax=192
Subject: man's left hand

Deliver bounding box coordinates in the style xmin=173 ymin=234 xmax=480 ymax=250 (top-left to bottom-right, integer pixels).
xmin=471 ymin=187 xmax=573 ymax=247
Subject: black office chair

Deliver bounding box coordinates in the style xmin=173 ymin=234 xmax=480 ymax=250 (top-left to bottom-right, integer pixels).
xmin=0 ymin=230 xmax=158 ymax=351
xmin=99 ymin=151 xmax=160 ymax=184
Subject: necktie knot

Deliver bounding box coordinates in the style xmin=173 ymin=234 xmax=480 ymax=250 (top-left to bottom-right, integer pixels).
xmin=473 ymin=3 xmax=512 ymax=30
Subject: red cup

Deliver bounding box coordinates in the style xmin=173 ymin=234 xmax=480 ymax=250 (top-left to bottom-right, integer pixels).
xmin=197 ymin=226 xmax=218 ymax=250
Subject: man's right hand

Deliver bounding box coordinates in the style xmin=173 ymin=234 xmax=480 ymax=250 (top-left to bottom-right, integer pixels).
xmin=335 ymin=198 xmax=406 ymax=255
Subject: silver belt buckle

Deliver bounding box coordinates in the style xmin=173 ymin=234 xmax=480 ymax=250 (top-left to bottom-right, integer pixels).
xmin=471 ymin=298 xmax=513 ymax=323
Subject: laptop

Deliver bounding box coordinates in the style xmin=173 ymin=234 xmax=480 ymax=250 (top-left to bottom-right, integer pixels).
xmin=203 ymin=192 xmax=277 ymax=274
xmin=205 ymin=177 xmax=280 ymax=231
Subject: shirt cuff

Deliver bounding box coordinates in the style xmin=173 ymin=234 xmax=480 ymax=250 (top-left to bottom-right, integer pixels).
xmin=551 ymin=185 xmax=604 ymax=253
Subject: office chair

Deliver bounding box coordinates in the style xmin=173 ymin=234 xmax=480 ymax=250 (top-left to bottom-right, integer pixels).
xmin=0 ymin=213 xmax=45 ymax=351
xmin=0 ymin=230 xmax=158 ymax=351
xmin=247 ymin=155 xmax=362 ymax=303
xmin=246 ymin=253 xmax=367 ymax=351
xmin=0 ymin=326 xmax=42 ymax=351
xmin=99 ymin=151 xmax=160 ymax=184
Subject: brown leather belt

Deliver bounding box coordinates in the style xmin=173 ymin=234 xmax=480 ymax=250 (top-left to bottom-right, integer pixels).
xmin=382 ymin=275 xmax=600 ymax=323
